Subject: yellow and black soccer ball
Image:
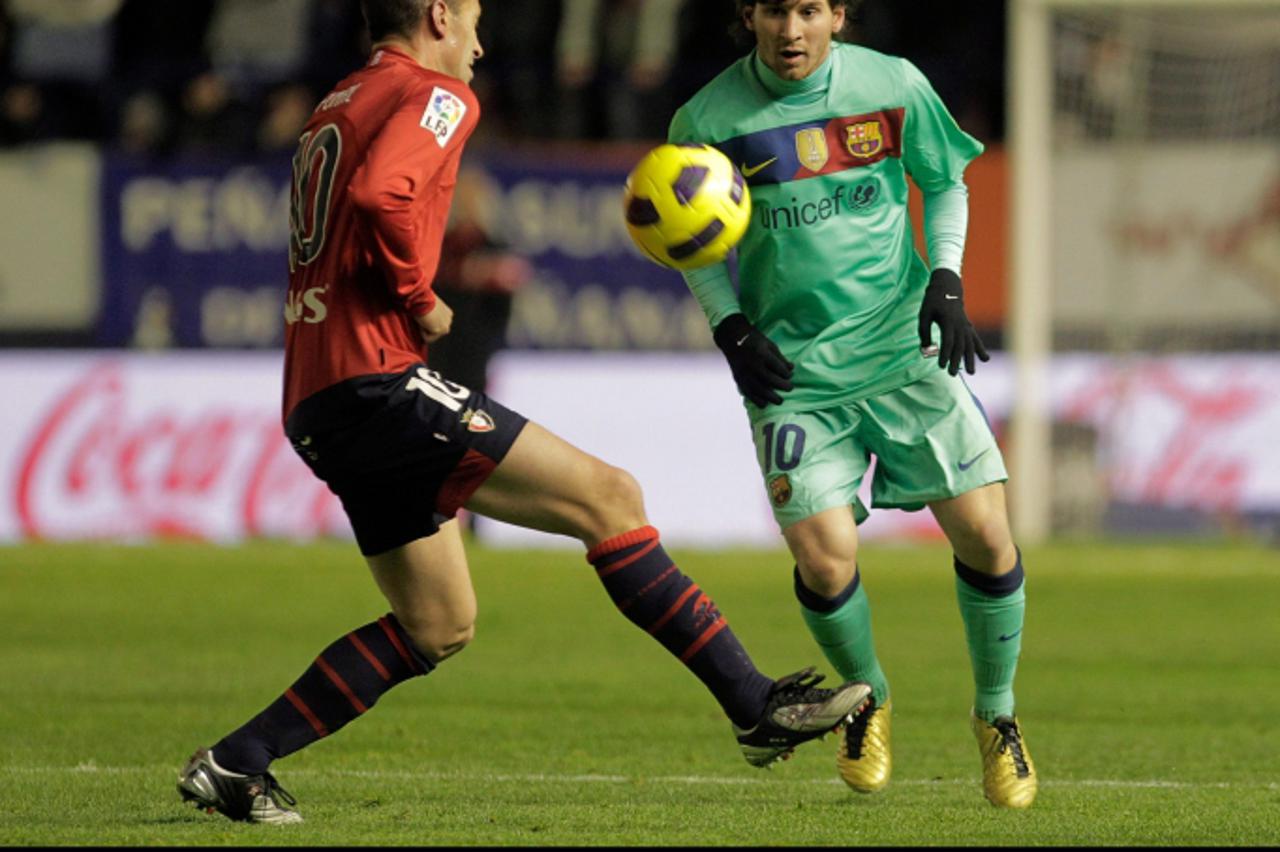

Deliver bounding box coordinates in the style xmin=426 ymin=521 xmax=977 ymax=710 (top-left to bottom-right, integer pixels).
xmin=622 ymin=143 xmax=752 ymax=271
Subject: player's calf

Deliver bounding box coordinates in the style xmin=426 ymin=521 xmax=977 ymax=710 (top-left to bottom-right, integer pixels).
xmin=587 ymin=525 xmax=778 ymax=732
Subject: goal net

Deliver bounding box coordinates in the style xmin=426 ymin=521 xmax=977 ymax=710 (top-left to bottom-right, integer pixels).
xmin=1008 ymin=0 xmax=1280 ymax=540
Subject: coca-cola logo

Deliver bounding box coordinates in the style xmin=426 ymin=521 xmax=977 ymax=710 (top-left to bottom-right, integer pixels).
xmin=1055 ymin=360 xmax=1267 ymax=511
xmin=15 ymin=362 xmax=345 ymax=540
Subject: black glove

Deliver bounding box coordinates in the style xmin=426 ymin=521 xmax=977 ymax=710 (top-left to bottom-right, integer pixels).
xmin=917 ymin=269 xmax=990 ymax=376
xmin=712 ymin=313 xmax=794 ymax=407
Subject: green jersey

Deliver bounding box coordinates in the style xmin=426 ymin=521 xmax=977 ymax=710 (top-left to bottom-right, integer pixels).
xmin=670 ymin=43 xmax=983 ymax=411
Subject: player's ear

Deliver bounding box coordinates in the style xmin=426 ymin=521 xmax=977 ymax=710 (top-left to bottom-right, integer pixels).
xmin=742 ymin=4 xmax=755 ymax=33
xmin=830 ymin=1 xmax=846 ymax=34
xmin=426 ymin=0 xmax=449 ymax=39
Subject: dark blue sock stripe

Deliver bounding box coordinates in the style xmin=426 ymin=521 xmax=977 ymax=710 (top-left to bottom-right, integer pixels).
xmin=954 ymin=549 xmax=1024 ymax=597
xmin=793 ymin=565 xmax=860 ymax=613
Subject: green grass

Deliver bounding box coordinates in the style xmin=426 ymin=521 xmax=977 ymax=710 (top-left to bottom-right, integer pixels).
xmin=2 ymin=539 xmax=1278 ymax=846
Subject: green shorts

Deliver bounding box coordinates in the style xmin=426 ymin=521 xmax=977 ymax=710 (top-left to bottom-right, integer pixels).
xmin=748 ymin=369 xmax=1008 ymax=529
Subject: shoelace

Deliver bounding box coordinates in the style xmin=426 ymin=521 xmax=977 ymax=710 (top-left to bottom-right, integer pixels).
xmin=261 ymin=772 xmax=299 ymax=808
xmin=993 ymin=719 xmax=1030 ymax=775
xmin=844 ymin=701 xmax=876 ymax=759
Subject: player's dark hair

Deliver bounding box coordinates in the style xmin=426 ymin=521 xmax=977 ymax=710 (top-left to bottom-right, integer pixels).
xmin=361 ymin=0 xmax=464 ymax=41
xmin=730 ymin=0 xmax=860 ymax=48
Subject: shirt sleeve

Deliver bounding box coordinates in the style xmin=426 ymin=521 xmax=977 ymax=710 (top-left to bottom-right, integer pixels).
xmin=922 ymin=182 xmax=970 ymax=275
xmin=682 ymin=262 xmax=741 ymax=330
xmin=899 ymin=58 xmax=983 ymax=195
xmin=349 ymin=81 xmax=477 ymax=316
xmin=667 ymin=105 xmax=742 ymax=329
xmin=666 ymin=104 xmax=696 ymax=145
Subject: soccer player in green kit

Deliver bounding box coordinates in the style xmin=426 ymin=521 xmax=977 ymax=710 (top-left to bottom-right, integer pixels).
xmin=669 ymin=0 xmax=1037 ymax=808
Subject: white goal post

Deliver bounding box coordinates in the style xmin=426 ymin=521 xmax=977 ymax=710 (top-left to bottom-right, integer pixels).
xmin=1006 ymin=0 xmax=1280 ymax=543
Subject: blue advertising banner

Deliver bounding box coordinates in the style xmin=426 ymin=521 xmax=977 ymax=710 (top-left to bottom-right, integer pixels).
xmin=475 ymin=150 xmax=715 ymax=350
xmin=97 ymin=148 xmax=714 ymax=350
xmin=98 ymin=154 xmax=294 ymax=348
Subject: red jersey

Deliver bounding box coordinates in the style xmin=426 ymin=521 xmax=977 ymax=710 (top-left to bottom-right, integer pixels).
xmin=282 ymin=47 xmax=480 ymax=419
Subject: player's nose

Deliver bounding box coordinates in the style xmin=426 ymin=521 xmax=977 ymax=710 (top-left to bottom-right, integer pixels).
xmin=781 ymin=12 xmax=804 ymax=39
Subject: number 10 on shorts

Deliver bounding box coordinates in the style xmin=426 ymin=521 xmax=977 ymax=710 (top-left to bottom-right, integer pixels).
xmin=761 ymin=423 xmax=805 ymax=472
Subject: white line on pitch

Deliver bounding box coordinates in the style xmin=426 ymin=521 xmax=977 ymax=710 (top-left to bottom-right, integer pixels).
xmin=1 ymin=764 xmax=1276 ymax=791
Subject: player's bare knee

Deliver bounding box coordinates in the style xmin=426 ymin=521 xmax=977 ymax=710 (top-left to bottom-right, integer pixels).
xmin=397 ymin=614 xmax=476 ymax=663
xmin=797 ymin=552 xmax=859 ymax=598
xmin=952 ymin=517 xmax=1016 ymax=574
xmin=581 ymin=463 xmax=647 ymax=540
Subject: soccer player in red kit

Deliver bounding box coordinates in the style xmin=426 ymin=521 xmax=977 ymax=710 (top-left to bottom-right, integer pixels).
xmin=175 ymin=0 xmax=871 ymax=825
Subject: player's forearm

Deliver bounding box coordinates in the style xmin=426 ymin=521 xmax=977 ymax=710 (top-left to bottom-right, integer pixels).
xmin=922 ymin=183 xmax=970 ymax=275
xmin=350 ymin=171 xmax=438 ymax=315
xmin=682 ymin=262 xmax=741 ymax=330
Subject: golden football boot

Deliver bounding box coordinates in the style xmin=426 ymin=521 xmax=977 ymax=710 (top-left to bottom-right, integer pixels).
xmin=970 ymin=712 xmax=1037 ymax=809
xmin=837 ymin=698 xmax=891 ymax=793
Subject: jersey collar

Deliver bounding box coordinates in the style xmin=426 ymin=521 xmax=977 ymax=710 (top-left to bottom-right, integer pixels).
xmin=368 ymin=45 xmax=417 ymax=68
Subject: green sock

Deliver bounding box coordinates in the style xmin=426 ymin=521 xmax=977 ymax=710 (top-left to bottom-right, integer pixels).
xmin=954 ymin=553 xmax=1025 ymax=723
xmin=795 ymin=568 xmax=890 ymax=705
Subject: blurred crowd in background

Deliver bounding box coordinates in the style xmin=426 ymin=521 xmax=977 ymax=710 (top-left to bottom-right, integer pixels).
xmin=0 ymin=0 xmax=1006 ymax=153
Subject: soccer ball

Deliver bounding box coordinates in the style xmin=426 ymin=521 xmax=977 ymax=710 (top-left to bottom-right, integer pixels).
xmin=622 ymin=143 xmax=752 ymax=271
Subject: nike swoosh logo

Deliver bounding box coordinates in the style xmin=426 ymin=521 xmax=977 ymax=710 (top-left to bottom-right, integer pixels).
xmin=735 ymin=334 xmax=750 ymax=347
xmin=945 ymin=294 xmax=960 ymax=300
xmin=998 ymin=629 xmax=1022 ymax=642
xmin=740 ymin=157 xmax=778 ymax=178
xmin=957 ymin=449 xmax=989 ymax=471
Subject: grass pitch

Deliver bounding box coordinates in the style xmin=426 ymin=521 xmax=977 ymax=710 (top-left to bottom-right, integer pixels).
xmin=1 ymin=538 xmax=1278 ymax=846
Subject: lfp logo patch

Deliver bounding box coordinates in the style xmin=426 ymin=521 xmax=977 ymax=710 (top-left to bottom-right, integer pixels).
xmin=421 ymin=87 xmax=467 ymax=148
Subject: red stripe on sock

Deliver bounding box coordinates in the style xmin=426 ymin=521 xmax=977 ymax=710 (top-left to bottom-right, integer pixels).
xmin=379 ymin=617 xmax=422 ymax=674
xmin=585 ymin=525 xmax=659 ymax=564
xmin=315 ymin=655 xmax=369 ymax=714
xmin=619 ymin=564 xmax=678 ymax=613
xmin=284 ymin=688 xmax=328 ymax=737
xmin=680 ymin=618 xmax=728 ymax=662
xmin=595 ymin=537 xmax=661 ymax=579
xmin=647 ymin=583 xmax=700 ymax=636
xmin=347 ymin=633 xmax=391 ymax=681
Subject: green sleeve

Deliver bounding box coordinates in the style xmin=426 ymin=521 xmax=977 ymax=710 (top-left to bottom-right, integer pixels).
xmin=667 ymin=105 xmax=695 ymax=145
xmin=682 ymin=262 xmax=741 ymax=330
xmin=922 ymin=183 xmax=969 ymax=274
xmin=668 ymin=104 xmax=741 ymax=329
xmin=900 ymin=59 xmax=984 ymax=194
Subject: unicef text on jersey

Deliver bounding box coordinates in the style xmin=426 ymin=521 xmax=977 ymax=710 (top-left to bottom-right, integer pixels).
xmin=754 ymin=179 xmax=881 ymax=231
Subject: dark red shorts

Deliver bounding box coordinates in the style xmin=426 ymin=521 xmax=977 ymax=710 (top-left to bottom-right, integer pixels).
xmin=285 ymin=364 xmax=527 ymax=556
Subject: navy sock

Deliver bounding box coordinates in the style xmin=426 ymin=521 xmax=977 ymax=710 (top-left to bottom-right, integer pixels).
xmin=212 ymin=613 xmax=434 ymax=774
xmin=587 ymin=526 xmax=774 ymax=729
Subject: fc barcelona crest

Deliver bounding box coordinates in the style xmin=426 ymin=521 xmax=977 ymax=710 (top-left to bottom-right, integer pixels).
xmin=794 ymin=128 xmax=829 ymax=172
xmin=845 ymin=121 xmax=883 ymax=158
xmin=768 ymin=474 xmax=793 ymax=507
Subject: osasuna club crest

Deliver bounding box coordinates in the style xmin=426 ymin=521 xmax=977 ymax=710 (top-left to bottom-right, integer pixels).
xmin=462 ymin=408 xmax=495 ymax=433
xmin=845 ymin=121 xmax=883 ymax=158
xmin=795 ymin=128 xmax=829 ymax=172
